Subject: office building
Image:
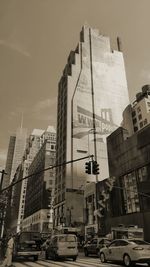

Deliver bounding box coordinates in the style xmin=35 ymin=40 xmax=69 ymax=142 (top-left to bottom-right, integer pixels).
xmin=10 ymin=127 xmax=27 ymax=184
xmin=106 ymin=124 xmax=150 ymax=241
xmin=3 ymin=136 xmax=16 ymax=189
xmin=23 ymin=126 xmax=56 ymax=232
xmin=54 ymin=25 xmax=129 ymax=228
xmin=122 ymin=84 xmax=150 ymax=135
xmin=5 ymin=128 xmax=45 ymax=233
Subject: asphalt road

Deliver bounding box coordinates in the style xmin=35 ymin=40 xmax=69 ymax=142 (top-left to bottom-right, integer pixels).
xmin=11 ymin=253 xmax=148 ymax=267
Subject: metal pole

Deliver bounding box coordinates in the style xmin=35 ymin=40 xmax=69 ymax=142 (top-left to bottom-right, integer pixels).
xmin=0 ymin=170 xmax=7 ymax=191
xmin=89 ymin=28 xmax=98 ymax=182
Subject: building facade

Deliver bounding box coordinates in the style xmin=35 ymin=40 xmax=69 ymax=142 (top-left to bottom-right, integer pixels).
xmin=10 ymin=127 xmax=27 ymax=184
xmin=3 ymin=136 xmax=16 ymax=190
xmin=122 ymin=84 xmax=150 ymax=135
xmin=54 ymin=25 xmax=129 ymax=228
xmin=106 ymin=125 xmax=150 ymax=241
xmin=23 ymin=126 xmax=56 ymax=232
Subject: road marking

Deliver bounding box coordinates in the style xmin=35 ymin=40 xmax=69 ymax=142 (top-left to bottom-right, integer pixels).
xmin=13 ymin=258 xmax=125 ymax=267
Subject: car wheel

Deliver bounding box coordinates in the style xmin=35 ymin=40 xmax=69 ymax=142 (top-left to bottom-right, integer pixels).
xmin=147 ymin=262 xmax=150 ymax=267
xmin=100 ymin=252 xmax=106 ymax=263
xmin=96 ymin=249 xmax=100 ymax=257
xmin=45 ymin=251 xmax=49 ymax=260
xmin=53 ymin=252 xmax=58 ymax=261
xmin=84 ymin=249 xmax=89 ymax=257
xmin=33 ymin=255 xmax=38 ymax=261
xmin=72 ymin=256 xmax=77 ymax=261
xmin=123 ymin=254 xmax=132 ymax=267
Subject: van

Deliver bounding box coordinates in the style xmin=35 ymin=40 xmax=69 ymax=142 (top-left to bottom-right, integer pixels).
xmin=45 ymin=234 xmax=78 ymax=261
xmin=13 ymin=231 xmax=41 ymax=261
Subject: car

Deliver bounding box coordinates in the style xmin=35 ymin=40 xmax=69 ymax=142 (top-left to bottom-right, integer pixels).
xmin=13 ymin=231 xmax=41 ymax=261
xmin=84 ymin=237 xmax=111 ymax=257
xmin=99 ymin=239 xmax=150 ymax=266
xmin=45 ymin=234 xmax=78 ymax=261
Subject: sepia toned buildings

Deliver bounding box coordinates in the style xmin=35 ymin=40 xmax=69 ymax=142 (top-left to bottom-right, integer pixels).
xmin=54 ymin=25 xmax=129 ymax=229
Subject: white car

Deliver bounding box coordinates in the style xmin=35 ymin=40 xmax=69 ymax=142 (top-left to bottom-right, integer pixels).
xmin=100 ymin=239 xmax=150 ymax=266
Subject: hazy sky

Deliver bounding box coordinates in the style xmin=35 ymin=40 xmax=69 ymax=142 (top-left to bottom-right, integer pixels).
xmin=0 ymin=0 xmax=150 ymax=168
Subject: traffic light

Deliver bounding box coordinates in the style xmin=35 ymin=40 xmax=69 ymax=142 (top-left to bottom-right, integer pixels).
xmin=85 ymin=161 xmax=91 ymax=174
xmin=92 ymin=160 xmax=99 ymax=175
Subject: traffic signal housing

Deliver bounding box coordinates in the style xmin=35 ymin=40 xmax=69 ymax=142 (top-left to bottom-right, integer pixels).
xmin=85 ymin=161 xmax=91 ymax=174
xmin=92 ymin=160 xmax=99 ymax=175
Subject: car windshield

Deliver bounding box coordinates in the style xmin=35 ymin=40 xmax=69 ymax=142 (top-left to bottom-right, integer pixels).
xmin=58 ymin=235 xmax=76 ymax=242
xmin=19 ymin=232 xmax=41 ymax=243
xmin=130 ymin=240 xmax=150 ymax=245
xmin=103 ymin=239 xmax=111 ymax=244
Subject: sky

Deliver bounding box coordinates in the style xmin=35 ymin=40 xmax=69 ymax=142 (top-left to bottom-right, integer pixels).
xmin=0 ymin=0 xmax=150 ymax=168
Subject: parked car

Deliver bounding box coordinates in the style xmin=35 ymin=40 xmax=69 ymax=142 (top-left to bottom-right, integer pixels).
xmin=13 ymin=231 xmax=41 ymax=261
xmin=99 ymin=239 xmax=150 ymax=266
xmin=84 ymin=237 xmax=110 ymax=257
xmin=45 ymin=234 xmax=78 ymax=261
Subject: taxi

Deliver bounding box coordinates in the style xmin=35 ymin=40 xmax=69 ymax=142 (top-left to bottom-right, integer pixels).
xmin=100 ymin=239 xmax=150 ymax=266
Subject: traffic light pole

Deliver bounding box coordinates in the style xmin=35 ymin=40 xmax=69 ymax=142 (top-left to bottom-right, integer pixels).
xmin=0 ymin=170 xmax=7 ymax=191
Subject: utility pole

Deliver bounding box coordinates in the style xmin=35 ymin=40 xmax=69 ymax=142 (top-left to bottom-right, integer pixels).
xmin=0 ymin=170 xmax=7 ymax=238
xmin=0 ymin=170 xmax=7 ymax=191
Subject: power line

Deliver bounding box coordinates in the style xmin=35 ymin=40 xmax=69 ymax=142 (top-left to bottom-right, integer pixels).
xmin=0 ymin=155 xmax=94 ymax=195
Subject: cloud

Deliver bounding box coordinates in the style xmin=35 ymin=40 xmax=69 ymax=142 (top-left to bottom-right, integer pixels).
xmin=0 ymin=39 xmax=30 ymax=57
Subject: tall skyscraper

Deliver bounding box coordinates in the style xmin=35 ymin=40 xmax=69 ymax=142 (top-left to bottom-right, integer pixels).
xmin=3 ymin=127 xmax=27 ymax=234
xmin=10 ymin=127 xmax=27 ymax=184
xmin=54 ymin=25 xmax=129 ymax=228
xmin=3 ymin=136 xmax=16 ymax=189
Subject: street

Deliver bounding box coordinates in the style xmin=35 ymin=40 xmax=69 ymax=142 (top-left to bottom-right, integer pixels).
xmin=12 ymin=255 xmax=123 ymax=267
xmin=11 ymin=254 xmax=148 ymax=267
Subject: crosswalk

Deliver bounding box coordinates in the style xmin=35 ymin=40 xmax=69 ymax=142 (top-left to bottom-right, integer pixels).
xmin=13 ymin=257 xmax=123 ymax=267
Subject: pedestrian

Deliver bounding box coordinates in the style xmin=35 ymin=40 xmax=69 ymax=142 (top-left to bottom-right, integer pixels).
xmin=0 ymin=234 xmax=14 ymax=267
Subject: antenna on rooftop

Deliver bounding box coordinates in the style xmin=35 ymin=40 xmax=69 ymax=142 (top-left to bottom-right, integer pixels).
xmin=117 ymin=37 xmax=122 ymax=52
xmin=20 ymin=112 xmax=24 ymax=130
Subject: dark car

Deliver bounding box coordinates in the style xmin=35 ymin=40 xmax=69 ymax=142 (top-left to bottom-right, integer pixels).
xmin=13 ymin=231 xmax=41 ymax=261
xmin=84 ymin=237 xmax=111 ymax=257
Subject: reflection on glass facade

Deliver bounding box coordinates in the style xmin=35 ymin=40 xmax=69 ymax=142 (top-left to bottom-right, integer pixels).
xmin=122 ymin=172 xmax=140 ymax=214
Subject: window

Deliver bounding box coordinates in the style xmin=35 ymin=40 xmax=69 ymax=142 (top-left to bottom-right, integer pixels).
xmin=137 ymin=106 xmax=141 ymax=113
xmin=91 ymin=239 xmax=97 ymax=245
xmin=133 ymin=118 xmax=137 ymax=124
xmin=132 ymin=111 xmax=136 ymax=117
xmin=119 ymin=240 xmax=129 ymax=246
xmin=138 ymin=114 xmax=142 ymax=120
xmin=139 ymin=121 xmax=143 ymax=128
xmin=109 ymin=241 xmax=120 ymax=247
xmin=147 ymin=102 xmax=150 ymax=107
